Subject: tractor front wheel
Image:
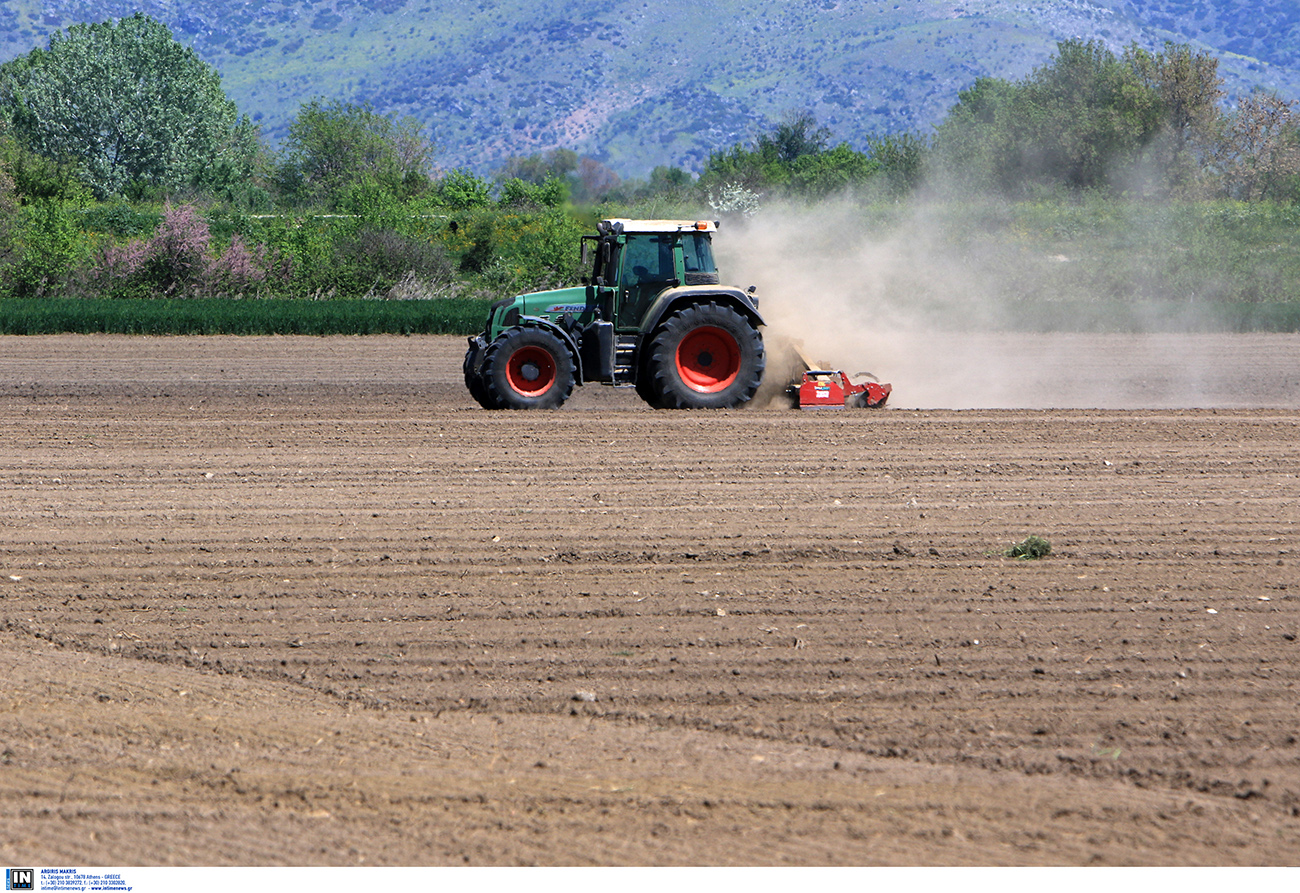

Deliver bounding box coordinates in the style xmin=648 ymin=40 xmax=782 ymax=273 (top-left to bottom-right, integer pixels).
xmin=463 ymin=338 xmax=503 ymax=409
xmin=482 ymin=325 xmax=576 ymax=410
xmin=644 ymin=303 xmax=764 ymax=409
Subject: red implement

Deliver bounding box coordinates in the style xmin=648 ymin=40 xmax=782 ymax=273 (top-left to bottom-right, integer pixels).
xmin=793 ymin=369 xmax=892 ymax=409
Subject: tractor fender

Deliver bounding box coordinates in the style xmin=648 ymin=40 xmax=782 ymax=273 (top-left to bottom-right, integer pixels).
xmin=515 ymin=316 xmax=585 ymax=382
xmin=640 ymin=286 xmax=765 ymax=337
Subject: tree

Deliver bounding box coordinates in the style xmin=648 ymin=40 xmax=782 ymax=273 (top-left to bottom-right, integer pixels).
xmin=701 ymin=111 xmax=878 ymax=199
xmin=1127 ymin=42 xmax=1224 ymax=193
xmin=495 ymin=149 xmax=579 ymax=185
xmin=0 ymin=128 xmax=17 ymax=278
xmin=930 ymin=76 xmax=1021 ymax=190
xmin=934 ymin=40 xmax=1166 ymax=194
xmin=435 ymin=169 xmax=493 ymax=209
xmin=1129 ymin=43 xmax=1223 ymax=147
xmin=757 ymin=109 xmax=831 ymax=165
xmin=1213 ymin=92 xmax=1300 ymax=201
xmin=278 ymin=99 xmax=434 ymax=206
xmin=493 ymin=150 xmax=621 ymax=205
xmin=0 ymin=14 xmax=255 ymax=199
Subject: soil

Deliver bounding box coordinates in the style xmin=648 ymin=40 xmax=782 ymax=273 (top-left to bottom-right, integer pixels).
xmin=1 ymin=334 xmax=1298 ymax=866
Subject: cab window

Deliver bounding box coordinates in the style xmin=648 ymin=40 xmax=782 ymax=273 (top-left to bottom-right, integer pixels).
xmin=681 ymin=234 xmax=715 ymax=274
xmin=620 ymin=234 xmax=676 ymax=287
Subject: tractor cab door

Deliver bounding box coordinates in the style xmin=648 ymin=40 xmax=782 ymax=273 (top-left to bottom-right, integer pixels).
xmin=616 ymin=233 xmax=678 ymax=331
xmin=585 ymin=235 xmax=620 ymax=321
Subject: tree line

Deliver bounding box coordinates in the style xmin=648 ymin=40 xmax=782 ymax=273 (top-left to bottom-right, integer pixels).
xmin=2 ymin=15 xmax=1300 ymax=304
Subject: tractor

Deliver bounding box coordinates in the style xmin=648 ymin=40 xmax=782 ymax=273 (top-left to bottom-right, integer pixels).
xmin=463 ymin=218 xmax=765 ymax=410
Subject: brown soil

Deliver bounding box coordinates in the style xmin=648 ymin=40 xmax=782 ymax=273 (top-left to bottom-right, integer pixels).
xmin=0 ymin=334 xmax=1297 ymax=866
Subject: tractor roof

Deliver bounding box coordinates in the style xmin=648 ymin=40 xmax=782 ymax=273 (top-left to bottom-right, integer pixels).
xmin=598 ymin=218 xmax=719 ymax=235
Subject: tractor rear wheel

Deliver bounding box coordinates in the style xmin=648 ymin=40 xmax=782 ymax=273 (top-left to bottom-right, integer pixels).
xmin=463 ymin=339 xmax=503 ymax=409
xmin=482 ymin=325 xmax=576 ymax=410
xmin=644 ymin=302 xmax=764 ymax=409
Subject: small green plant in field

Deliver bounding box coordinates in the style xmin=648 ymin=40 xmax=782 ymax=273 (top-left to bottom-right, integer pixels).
xmin=1006 ymin=535 xmax=1052 ymax=560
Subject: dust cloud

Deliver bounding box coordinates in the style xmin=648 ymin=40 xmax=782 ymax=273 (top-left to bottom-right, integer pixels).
xmin=712 ymin=199 xmax=1300 ymax=409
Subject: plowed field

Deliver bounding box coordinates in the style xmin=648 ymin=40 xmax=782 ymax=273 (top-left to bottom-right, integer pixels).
xmin=1 ymin=334 xmax=1297 ymax=866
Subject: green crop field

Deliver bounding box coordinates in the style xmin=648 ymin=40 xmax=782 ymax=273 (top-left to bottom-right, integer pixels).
xmin=0 ymin=297 xmax=491 ymax=336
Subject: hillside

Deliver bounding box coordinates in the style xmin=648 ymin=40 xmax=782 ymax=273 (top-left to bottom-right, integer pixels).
xmin=2 ymin=0 xmax=1299 ymax=178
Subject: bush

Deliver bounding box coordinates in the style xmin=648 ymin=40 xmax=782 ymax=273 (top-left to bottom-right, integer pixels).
xmin=436 ymin=169 xmax=493 ymax=209
xmin=97 ymin=203 xmax=288 ymax=298
xmin=447 ymin=207 xmax=584 ymax=295
xmin=333 ymin=227 xmax=455 ymax=298
xmin=6 ymin=199 xmax=90 ymax=297
xmin=497 ymin=175 xmax=568 ymax=209
xmin=78 ymin=202 xmax=162 ymax=238
xmin=1006 ymin=536 xmax=1052 ymax=560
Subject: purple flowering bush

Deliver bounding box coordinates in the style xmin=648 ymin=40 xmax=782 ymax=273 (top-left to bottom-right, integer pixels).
xmin=99 ymin=204 xmax=289 ymax=298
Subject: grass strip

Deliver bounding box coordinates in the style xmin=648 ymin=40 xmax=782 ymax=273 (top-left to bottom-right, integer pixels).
xmin=0 ymin=298 xmax=492 ymax=336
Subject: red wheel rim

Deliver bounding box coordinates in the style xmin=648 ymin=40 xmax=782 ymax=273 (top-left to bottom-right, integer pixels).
xmin=505 ymin=345 xmax=556 ymax=396
xmin=676 ymin=326 xmax=741 ymax=393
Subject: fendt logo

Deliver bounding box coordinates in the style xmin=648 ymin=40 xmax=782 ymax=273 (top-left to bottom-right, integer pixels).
xmin=6 ymin=869 xmax=34 ymax=891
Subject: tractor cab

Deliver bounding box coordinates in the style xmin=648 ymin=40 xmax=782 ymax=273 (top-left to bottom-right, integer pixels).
xmin=583 ymin=219 xmax=721 ymax=332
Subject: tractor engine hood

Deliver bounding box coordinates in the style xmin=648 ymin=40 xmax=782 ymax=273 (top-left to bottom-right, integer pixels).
xmin=517 ymin=285 xmax=591 ymax=318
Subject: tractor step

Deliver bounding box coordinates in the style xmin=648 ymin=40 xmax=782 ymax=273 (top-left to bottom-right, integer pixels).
xmin=613 ymin=335 xmax=638 ymax=382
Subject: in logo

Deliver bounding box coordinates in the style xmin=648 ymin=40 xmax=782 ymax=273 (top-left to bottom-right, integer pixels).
xmin=6 ymin=869 xmax=34 ymax=891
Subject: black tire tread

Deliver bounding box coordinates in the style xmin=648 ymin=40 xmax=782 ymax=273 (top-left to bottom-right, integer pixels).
xmin=464 ymin=340 xmax=503 ymax=409
xmin=644 ymin=302 xmax=764 ymax=410
xmin=481 ymin=324 xmax=576 ymax=410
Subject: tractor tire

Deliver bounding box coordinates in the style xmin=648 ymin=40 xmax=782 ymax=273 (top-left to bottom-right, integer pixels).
xmin=644 ymin=302 xmax=764 ymax=409
xmin=634 ymin=359 xmax=664 ymax=409
xmin=481 ymin=325 xmax=576 ymax=410
xmin=463 ymin=339 xmax=503 ymax=409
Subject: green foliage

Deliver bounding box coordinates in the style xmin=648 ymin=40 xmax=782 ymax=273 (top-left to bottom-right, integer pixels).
xmin=700 ymin=111 xmax=892 ymax=203
xmin=930 ymin=40 xmax=1285 ymax=200
xmin=5 ymin=199 xmax=90 ymax=297
xmin=934 ymin=40 xmax=1167 ymax=194
xmin=278 ymin=98 xmax=433 ymax=208
xmin=0 ymin=297 xmax=491 ymax=335
xmin=494 ymin=149 xmax=621 ymax=204
xmin=1211 ymin=91 xmax=1300 ymax=202
xmin=0 ymin=14 xmax=255 ymax=200
xmin=758 ymin=110 xmax=831 ymax=165
xmin=78 ymin=203 xmax=163 ymax=238
xmin=1005 ymin=536 xmax=1052 ymax=560
xmin=330 ymin=228 xmax=455 ymax=298
xmin=1127 ymin=42 xmax=1225 ymax=193
xmin=0 ymin=130 xmax=15 ymax=265
xmin=866 ymin=132 xmax=928 ymax=194
xmin=447 ymin=206 xmax=584 ymax=294
xmin=435 ymin=169 xmax=493 ymax=210
xmin=496 ymin=149 xmax=578 ymax=185
xmin=786 ymin=144 xmax=880 ymax=198
xmin=1 ymin=136 xmax=88 ymax=204
xmin=496 ymin=175 xmax=569 ymax=209
xmin=599 ymin=165 xmax=698 ymax=209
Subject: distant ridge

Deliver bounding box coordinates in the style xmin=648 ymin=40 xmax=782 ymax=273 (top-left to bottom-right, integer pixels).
xmin=3 ymin=0 xmax=1298 ymax=177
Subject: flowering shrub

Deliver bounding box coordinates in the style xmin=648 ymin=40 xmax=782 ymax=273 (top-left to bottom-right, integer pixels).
xmin=98 ymin=204 xmax=288 ymax=298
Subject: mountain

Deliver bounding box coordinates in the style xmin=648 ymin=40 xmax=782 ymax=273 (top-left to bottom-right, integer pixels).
xmin=3 ymin=1 xmax=1299 ymax=178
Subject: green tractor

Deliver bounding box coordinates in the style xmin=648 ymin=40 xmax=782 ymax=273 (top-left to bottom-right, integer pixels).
xmin=463 ymin=218 xmax=765 ymax=410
